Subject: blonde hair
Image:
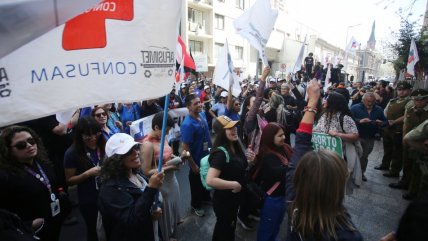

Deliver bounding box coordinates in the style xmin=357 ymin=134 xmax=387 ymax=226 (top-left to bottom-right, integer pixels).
xmin=290 ymin=149 xmax=355 ymax=240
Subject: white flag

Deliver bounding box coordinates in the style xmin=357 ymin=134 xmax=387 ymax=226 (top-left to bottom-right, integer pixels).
xmin=0 ymin=0 xmax=182 ymax=127
xmin=233 ymin=0 xmax=278 ymax=66
xmin=406 ymin=38 xmax=419 ymax=76
xmin=345 ymin=36 xmax=359 ymax=54
xmin=293 ymin=36 xmax=306 ymax=72
xmin=213 ymin=39 xmax=241 ymax=97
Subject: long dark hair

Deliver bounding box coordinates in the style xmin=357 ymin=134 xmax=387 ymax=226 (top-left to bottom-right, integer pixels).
xmin=0 ymin=125 xmax=50 ymax=173
xmin=325 ymin=92 xmax=353 ymax=117
xmin=212 ymin=121 xmax=244 ymax=157
xmin=72 ymin=117 xmax=106 ymax=170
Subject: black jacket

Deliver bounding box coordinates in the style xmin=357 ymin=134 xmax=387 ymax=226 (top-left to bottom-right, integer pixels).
xmin=98 ymin=176 xmax=158 ymax=241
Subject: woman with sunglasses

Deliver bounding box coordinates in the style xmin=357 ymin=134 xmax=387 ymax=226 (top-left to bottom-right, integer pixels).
xmin=99 ymin=133 xmax=164 ymax=241
xmin=0 ymin=125 xmax=66 ymax=241
xmin=64 ymin=117 xmax=106 ymax=241
xmin=92 ymin=106 xmax=121 ymax=140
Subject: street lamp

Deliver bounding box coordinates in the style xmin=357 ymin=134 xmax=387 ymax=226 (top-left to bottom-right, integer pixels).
xmin=344 ymin=24 xmax=362 ymax=81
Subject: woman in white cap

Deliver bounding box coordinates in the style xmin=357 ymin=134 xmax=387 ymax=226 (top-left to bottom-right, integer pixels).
xmin=98 ymin=133 xmax=164 ymax=241
xmin=206 ymin=116 xmax=255 ymax=241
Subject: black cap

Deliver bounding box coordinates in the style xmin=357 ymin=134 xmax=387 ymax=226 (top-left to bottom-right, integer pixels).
xmin=410 ymin=89 xmax=428 ymax=100
xmin=396 ymin=81 xmax=412 ymax=90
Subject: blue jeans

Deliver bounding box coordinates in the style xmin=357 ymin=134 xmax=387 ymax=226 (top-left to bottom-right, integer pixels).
xmin=257 ymin=196 xmax=286 ymax=241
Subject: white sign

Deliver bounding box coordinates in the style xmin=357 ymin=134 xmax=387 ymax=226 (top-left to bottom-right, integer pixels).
xmin=130 ymin=107 xmax=189 ymax=142
xmin=0 ymin=0 xmax=182 ymax=127
xmin=193 ymin=54 xmax=208 ymax=72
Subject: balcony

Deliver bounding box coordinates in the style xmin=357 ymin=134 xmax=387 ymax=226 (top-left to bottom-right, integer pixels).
xmin=188 ymin=0 xmax=213 ymax=10
xmin=188 ymin=21 xmax=212 ymax=38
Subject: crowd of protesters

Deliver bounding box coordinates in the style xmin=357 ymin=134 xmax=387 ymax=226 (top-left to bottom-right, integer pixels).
xmin=1 ymin=58 xmax=428 ymax=241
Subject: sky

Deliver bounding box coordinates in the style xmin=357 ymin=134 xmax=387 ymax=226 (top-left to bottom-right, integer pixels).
xmin=285 ymin=0 xmax=426 ymax=51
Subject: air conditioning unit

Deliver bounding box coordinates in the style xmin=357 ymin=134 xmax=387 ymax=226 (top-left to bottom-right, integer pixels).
xmin=189 ymin=22 xmax=198 ymax=32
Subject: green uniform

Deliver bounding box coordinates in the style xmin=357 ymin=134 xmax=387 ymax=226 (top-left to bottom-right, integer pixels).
xmin=381 ymin=97 xmax=411 ymax=173
xmin=405 ymin=119 xmax=428 ymax=196
xmin=401 ymin=104 xmax=428 ymax=186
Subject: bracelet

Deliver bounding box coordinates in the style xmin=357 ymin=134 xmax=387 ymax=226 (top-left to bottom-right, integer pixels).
xmin=303 ymin=106 xmax=318 ymax=115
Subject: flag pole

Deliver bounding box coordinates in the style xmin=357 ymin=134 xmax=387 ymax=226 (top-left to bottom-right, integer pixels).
xmin=157 ymin=94 xmax=170 ymax=172
xmin=153 ymin=93 xmax=170 ymax=208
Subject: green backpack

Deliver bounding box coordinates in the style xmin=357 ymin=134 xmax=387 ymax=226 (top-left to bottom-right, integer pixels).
xmin=199 ymin=146 xmax=229 ymax=191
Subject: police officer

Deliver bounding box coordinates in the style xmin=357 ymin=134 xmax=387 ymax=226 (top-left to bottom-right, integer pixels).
xmin=376 ymin=81 xmax=412 ymax=177
xmin=389 ymin=89 xmax=428 ymax=199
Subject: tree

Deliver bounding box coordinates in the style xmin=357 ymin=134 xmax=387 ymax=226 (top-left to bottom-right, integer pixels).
xmin=384 ymin=7 xmax=427 ymax=80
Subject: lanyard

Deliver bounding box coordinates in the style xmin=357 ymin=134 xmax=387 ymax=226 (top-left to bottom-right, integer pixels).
xmin=24 ymin=161 xmax=57 ymax=201
xmin=86 ymin=148 xmax=101 ymax=167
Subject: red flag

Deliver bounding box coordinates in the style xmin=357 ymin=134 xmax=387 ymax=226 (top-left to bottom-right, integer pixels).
xmin=176 ymin=35 xmax=196 ymax=70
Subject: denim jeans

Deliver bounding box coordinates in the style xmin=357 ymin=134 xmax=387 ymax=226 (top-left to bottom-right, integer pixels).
xmin=257 ymin=196 xmax=286 ymax=241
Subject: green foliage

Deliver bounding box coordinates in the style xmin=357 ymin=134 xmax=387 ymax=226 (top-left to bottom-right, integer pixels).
xmin=386 ymin=18 xmax=427 ymax=78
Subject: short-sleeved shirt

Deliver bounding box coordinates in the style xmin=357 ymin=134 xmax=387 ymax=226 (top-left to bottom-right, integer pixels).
xmin=181 ymin=112 xmax=212 ymax=166
xmin=314 ymin=112 xmax=358 ymax=134
xmin=209 ymin=147 xmax=247 ymax=187
xmin=211 ymin=102 xmax=227 ymax=117
xmin=64 ymin=145 xmax=101 ymax=204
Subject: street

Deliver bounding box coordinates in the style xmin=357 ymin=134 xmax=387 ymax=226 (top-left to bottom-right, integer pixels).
xmin=60 ymin=140 xmax=410 ymax=241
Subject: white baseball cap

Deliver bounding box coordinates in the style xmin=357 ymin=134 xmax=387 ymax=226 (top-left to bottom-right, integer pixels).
xmin=105 ymin=133 xmax=140 ymax=157
xmin=220 ymin=91 xmax=228 ymax=98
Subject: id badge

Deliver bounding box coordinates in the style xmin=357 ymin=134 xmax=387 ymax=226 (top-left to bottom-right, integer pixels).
xmin=203 ymin=142 xmax=208 ymax=151
xmin=50 ymin=199 xmax=61 ymax=217
xmin=95 ymin=176 xmax=100 ymax=190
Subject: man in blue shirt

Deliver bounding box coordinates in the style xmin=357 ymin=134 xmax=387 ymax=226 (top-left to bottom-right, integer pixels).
xmin=181 ymin=94 xmax=212 ymax=217
xmin=351 ymin=92 xmax=387 ymax=181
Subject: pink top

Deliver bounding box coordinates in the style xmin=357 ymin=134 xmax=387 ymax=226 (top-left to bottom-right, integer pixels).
xmin=143 ymin=133 xmax=173 ymax=166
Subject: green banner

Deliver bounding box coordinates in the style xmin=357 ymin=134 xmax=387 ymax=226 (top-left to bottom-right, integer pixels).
xmin=312 ymin=132 xmax=344 ymax=158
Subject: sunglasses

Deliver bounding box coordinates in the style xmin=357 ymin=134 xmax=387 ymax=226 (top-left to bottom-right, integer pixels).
xmin=11 ymin=138 xmax=36 ymax=150
xmin=82 ymin=132 xmax=101 ymax=140
xmin=95 ymin=112 xmax=107 ymax=118
xmin=125 ymin=144 xmax=140 ymax=156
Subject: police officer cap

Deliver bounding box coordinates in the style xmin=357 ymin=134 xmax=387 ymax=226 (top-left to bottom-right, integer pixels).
xmin=396 ymin=81 xmax=412 ymax=90
xmin=410 ymin=89 xmax=428 ymax=100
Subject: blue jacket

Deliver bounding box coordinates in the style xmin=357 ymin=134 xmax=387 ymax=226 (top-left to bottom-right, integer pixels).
xmin=98 ymin=176 xmax=158 ymax=241
xmin=285 ymin=128 xmax=363 ymax=241
xmin=351 ymin=103 xmax=387 ymax=139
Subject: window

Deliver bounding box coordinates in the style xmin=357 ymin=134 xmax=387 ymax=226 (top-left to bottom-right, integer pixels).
xmin=215 ymin=43 xmax=224 ymax=58
xmin=234 ymin=46 xmax=243 ymax=59
xmin=189 ymin=40 xmax=204 ymax=55
xmin=215 ymin=14 xmax=224 ymax=30
xmin=236 ymin=0 xmax=244 ymax=9
xmin=188 ymin=8 xmax=204 ymax=27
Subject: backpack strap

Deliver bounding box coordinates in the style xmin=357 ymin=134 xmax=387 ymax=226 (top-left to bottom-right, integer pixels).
xmin=216 ymin=146 xmax=229 ymax=163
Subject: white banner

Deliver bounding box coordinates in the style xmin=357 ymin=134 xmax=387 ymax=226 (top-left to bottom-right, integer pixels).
xmin=130 ymin=107 xmax=189 ymax=142
xmin=0 ymin=0 xmax=182 ymax=127
xmin=233 ymin=0 xmax=278 ymax=66
xmin=213 ymin=39 xmax=241 ymax=97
